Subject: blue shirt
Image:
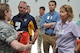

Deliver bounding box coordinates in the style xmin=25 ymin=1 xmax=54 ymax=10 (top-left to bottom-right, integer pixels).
xmin=40 ymin=11 xmax=60 ymax=35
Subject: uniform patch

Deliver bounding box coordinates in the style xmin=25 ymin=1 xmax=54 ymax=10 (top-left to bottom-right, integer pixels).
xmin=24 ymin=18 xmax=27 ymax=22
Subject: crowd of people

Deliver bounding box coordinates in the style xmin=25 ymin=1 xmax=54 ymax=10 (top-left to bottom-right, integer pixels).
xmin=0 ymin=0 xmax=80 ymax=53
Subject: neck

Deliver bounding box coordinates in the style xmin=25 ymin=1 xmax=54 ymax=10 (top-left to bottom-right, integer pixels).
xmin=62 ymin=20 xmax=67 ymax=26
xmin=50 ymin=10 xmax=55 ymax=13
xmin=5 ymin=17 xmax=8 ymax=21
xmin=40 ymin=14 xmax=44 ymax=16
xmin=19 ymin=13 xmax=26 ymax=18
xmin=50 ymin=11 xmax=54 ymax=15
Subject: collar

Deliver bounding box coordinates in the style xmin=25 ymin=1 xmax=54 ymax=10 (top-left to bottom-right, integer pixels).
xmin=59 ymin=20 xmax=70 ymax=25
xmin=39 ymin=15 xmax=42 ymax=18
xmin=17 ymin=13 xmax=28 ymax=18
xmin=49 ymin=11 xmax=55 ymax=15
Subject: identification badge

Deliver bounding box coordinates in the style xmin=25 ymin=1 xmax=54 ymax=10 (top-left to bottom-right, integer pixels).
xmin=47 ymin=16 xmax=49 ymax=19
xmin=47 ymin=16 xmax=52 ymax=20
xmin=59 ymin=30 xmax=64 ymax=35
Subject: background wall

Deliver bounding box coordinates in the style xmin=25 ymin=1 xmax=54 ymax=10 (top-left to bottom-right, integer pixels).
xmin=6 ymin=0 xmax=80 ymax=21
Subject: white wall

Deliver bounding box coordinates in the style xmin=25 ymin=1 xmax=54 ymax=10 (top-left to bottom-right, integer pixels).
xmin=7 ymin=0 xmax=80 ymax=21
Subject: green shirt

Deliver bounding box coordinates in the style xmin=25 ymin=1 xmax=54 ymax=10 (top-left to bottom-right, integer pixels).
xmin=77 ymin=20 xmax=80 ymax=26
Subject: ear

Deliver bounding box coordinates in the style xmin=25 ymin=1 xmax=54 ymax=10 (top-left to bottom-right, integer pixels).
xmin=55 ymin=5 xmax=56 ymax=8
xmin=18 ymin=6 xmax=19 ymax=9
xmin=4 ymin=10 xmax=8 ymax=16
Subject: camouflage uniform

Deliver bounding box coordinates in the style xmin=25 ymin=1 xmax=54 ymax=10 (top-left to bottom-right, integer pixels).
xmin=35 ymin=16 xmax=44 ymax=53
xmin=0 ymin=21 xmax=18 ymax=53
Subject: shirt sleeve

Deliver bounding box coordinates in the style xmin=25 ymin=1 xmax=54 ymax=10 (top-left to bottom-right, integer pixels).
xmin=53 ymin=22 xmax=58 ymax=34
xmin=31 ymin=16 xmax=38 ymax=30
xmin=0 ymin=28 xmax=17 ymax=44
xmin=54 ymin=26 xmax=56 ymax=34
xmin=40 ymin=15 xmax=45 ymax=28
xmin=72 ymin=22 xmax=80 ymax=37
xmin=55 ymin=14 xmax=60 ymax=22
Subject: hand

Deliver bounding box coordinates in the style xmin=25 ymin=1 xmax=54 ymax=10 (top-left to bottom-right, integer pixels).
xmin=29 ymin=41 xmax=34 ymax=44
xmin=74 ymin=48 xmax=78 ymax=53
xmin=50 ymin=25 xmax=54 ymax=29
xmin=26 ymin=43 xmax=32 ymax=50
xmin=74 ymin=45 xmax=80 ymax=53
xmin=18 ymin=31 xmax=24 ymax=33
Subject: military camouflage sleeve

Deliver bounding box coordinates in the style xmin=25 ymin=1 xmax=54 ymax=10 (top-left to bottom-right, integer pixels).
xmin=0 ymin=28 xmax=18 ymax=44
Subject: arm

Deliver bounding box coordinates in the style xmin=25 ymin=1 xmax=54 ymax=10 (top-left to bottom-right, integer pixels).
xmin=0 ymin=28 xmax=32 ymax=51
xmin=30 ymin=29 xmax=38 ymax=44
xmin=29 ymin=16 xmax=39 ymax=44
xmin=10 ymin=40 xmax=32 ymax=51
xmin=43 ymin=22 xmax=56 ymax=29
xmin=72 ymin=22 xmax=80 ymax=37
xmin=41 ymin=13 xmax=60 ymax=29
xmin=74 ymin=43 xmax=80 ymax=53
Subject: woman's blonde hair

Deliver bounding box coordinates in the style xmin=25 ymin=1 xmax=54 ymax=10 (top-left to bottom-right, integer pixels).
xmin=60 ymin=4 xmax=74 ymax=22
xmin=0 ymin=3 xmax=9 ymax=20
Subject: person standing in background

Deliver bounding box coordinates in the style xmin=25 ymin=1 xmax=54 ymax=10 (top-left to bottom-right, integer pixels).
xmin=54 ymin=4 xmax=80 ymax=53
xmin=75 ymin=13 xmax=80 ymax=53
xmin=77 ymin=13 xmax=80 ymax=26
xmin=40 ymin=1 xmax=60 ymax=53
xmin=27 ymin=5 xmax=31 ymax=14
xmin=35 ymin=6 xmax=45 ymax=53
xmin=0 ymin=3 xmax=32 ymax=53
xmin=10 ymin=1 xmax=38 ymax=53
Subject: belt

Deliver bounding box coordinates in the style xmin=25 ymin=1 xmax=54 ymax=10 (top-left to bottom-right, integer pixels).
xmin=45 ymin=33 xmax=54 ymax=36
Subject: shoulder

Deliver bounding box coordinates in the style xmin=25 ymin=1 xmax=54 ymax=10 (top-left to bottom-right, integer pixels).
xmin=26 ymin=13 xmax=35 ymax=19
xmin=56 ymin=21 xmax=61 ymax=25
xmin=35 ymin=15 xmax=40 ymax=20
xmin=26 ymin=13 xmax=34 ymax=18
xmin=69 ymin=21 xmax=80 ymax=28
xmin=70 ymin=21 xmax=77 ymax=25
xmin=0 ymin=21 xmax=11 ymax=34
xmin=12 ymin=14 xmax=19 ymax=20
xmin=54 ymin=11 xmax=60 ymax=16
xmin=54 ymin=11 xmax=59 ymax=14
xmin=42 ymin=12 xmax=49 ymax=18
xmin=0 ymin=21 xmax=8 ymax=28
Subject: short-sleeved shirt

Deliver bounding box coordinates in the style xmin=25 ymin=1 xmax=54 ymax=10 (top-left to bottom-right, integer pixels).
xmin=0 ymin=21 xmax=18 ymax=53
xmin=54 ymin=20 xmax=80 ymax=53
xmin=40 ymin=11 xmax=60 ymax=35
xmin=10 ymin=13 xmax=38 ymax=36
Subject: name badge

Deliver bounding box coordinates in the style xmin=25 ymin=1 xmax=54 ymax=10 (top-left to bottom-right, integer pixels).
xmin=59 ymin=30 xmax=64 ymax=35
xmin=47 ymin=16 xmax=52 ymax=20
xmin=47 ymin=16 xmax=49 ymax=19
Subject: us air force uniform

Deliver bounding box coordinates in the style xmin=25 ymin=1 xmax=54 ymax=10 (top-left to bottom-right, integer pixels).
xmin=0 ymin=21 xmax=17 ymax=53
